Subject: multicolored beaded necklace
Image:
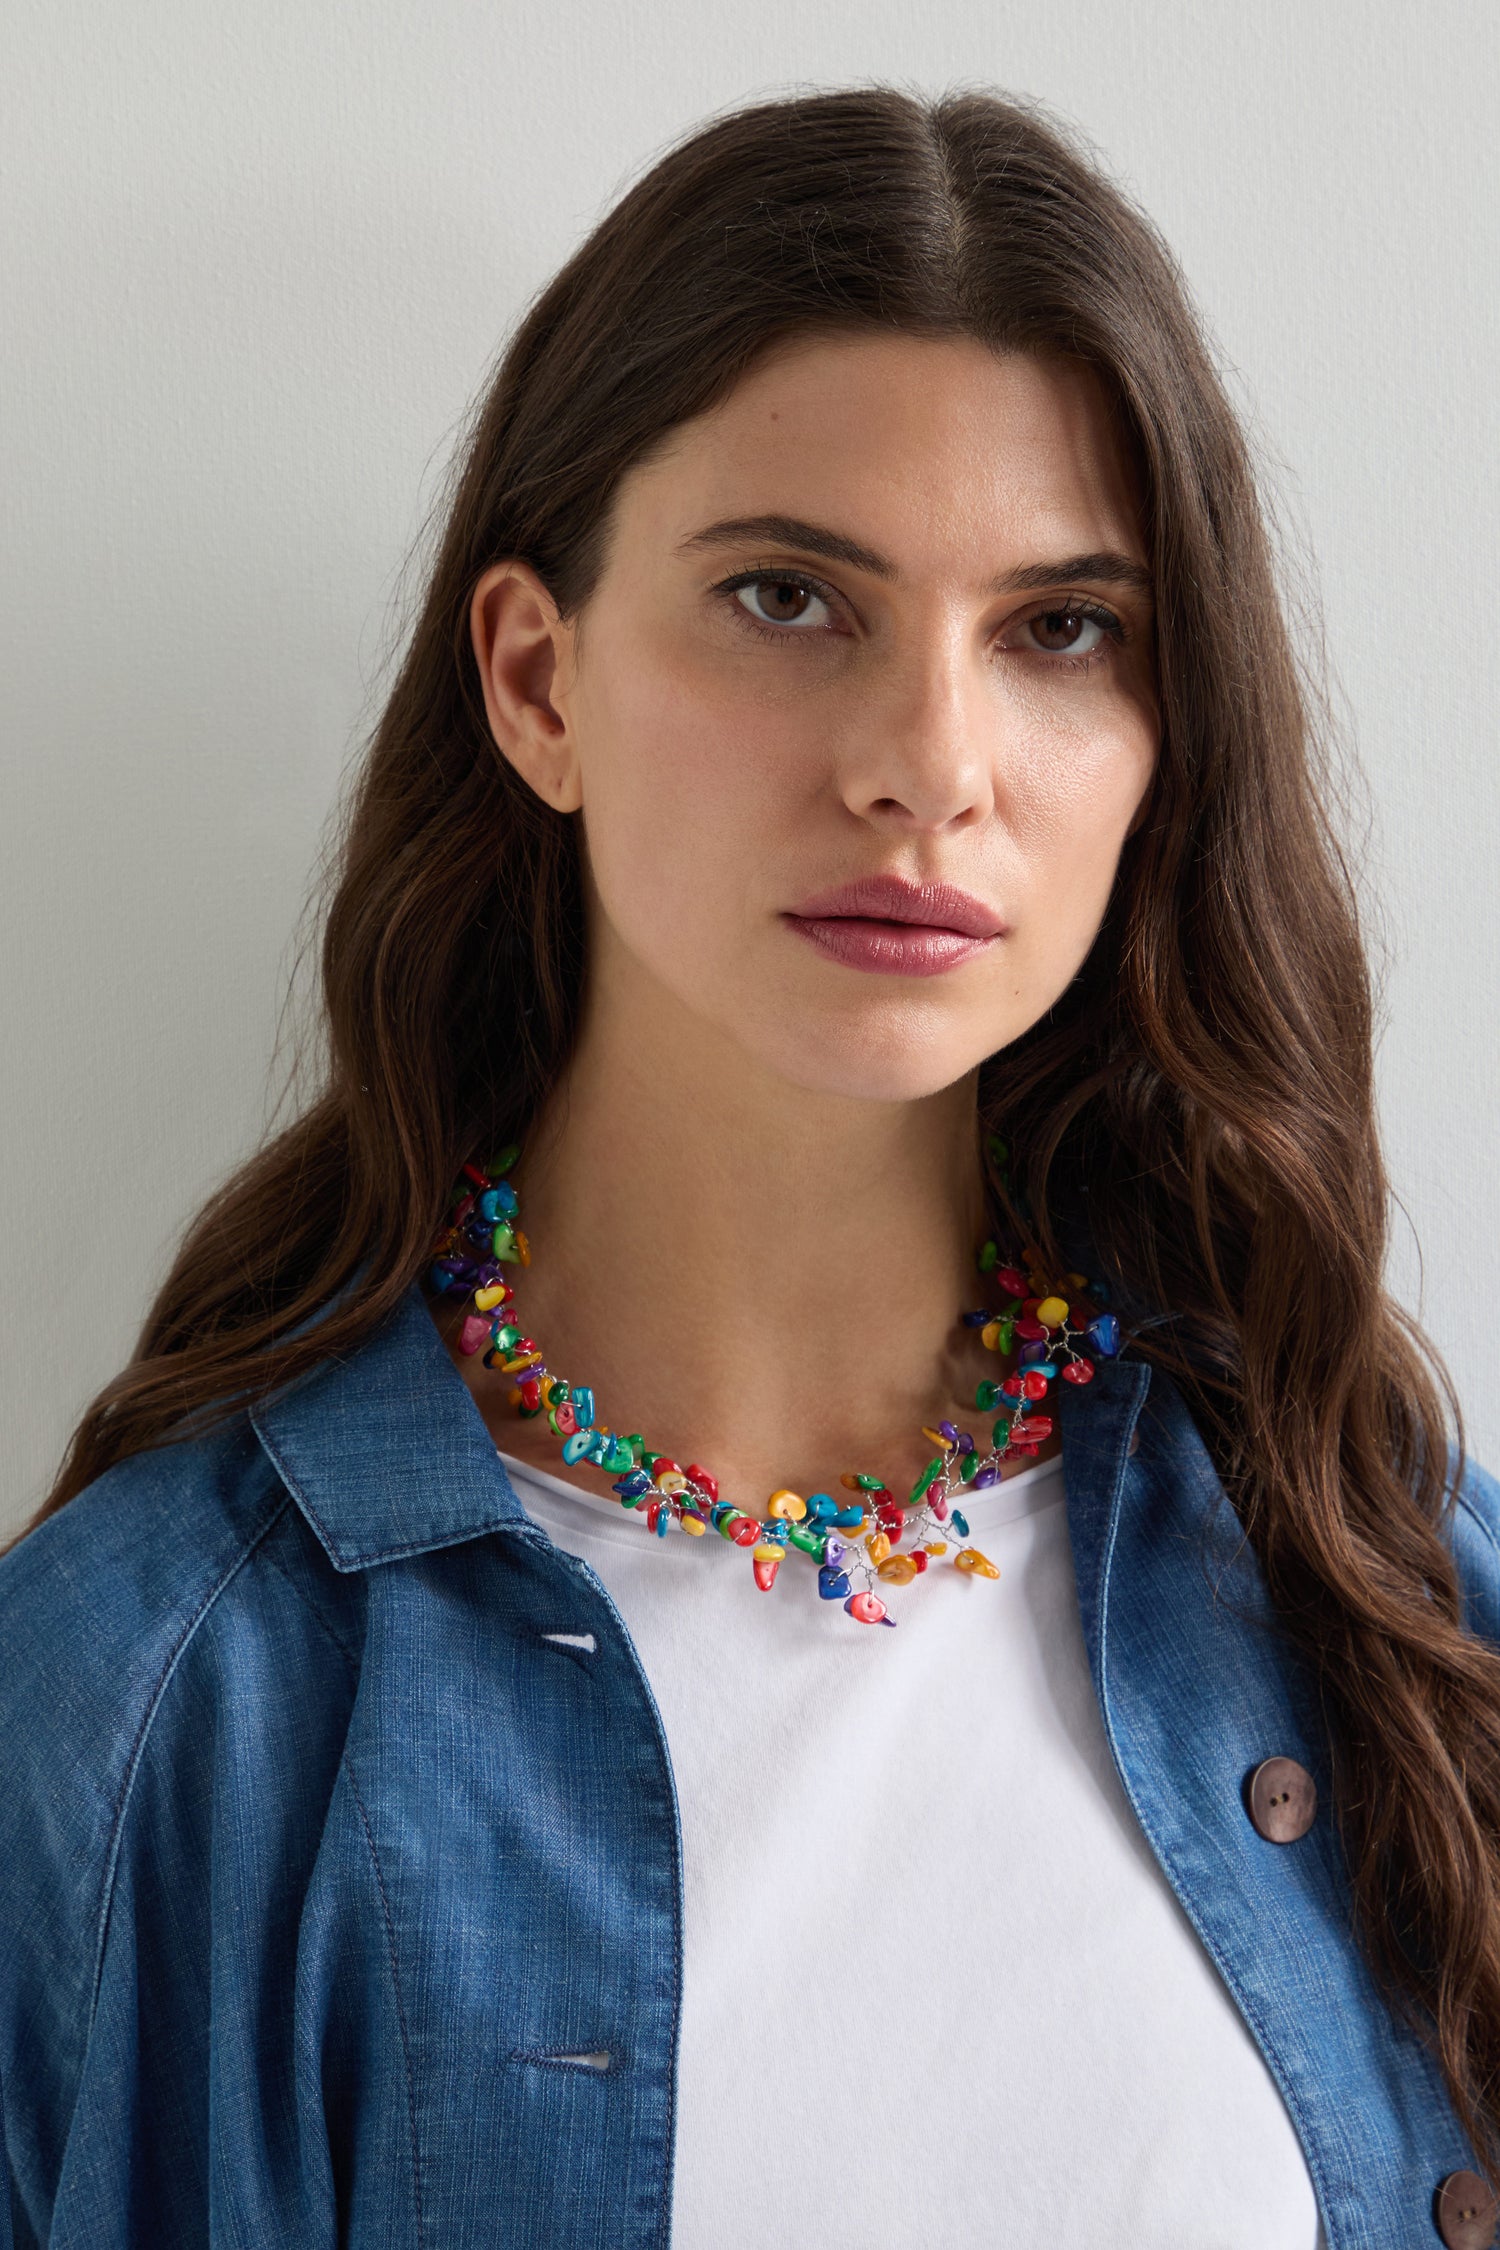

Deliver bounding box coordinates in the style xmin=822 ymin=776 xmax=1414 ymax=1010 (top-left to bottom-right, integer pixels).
xmin=427 ymin=1143 xmax=1122 ymax=1627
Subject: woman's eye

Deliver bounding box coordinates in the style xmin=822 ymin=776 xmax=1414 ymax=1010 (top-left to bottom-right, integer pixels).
xmin=726 ymin=573 xmax=835 ymax=633
xmin=1017 ymin=602 xmax=1123 ymax=662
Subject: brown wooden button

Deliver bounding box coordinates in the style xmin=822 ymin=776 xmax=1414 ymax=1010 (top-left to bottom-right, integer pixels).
xmin=1245 ymin=1756 xmax=1317 ymax=1843
xmin=1436 ymin=2171 xmax=1499 ymax=2250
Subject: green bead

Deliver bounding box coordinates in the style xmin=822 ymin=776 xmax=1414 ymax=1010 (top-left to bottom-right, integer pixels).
xmin=978 ymin=1239 xmax=999 ymax=1272
xmin=491 ymin=1223 xmax=516 ymax=1259
xmin=787 ymin=1524 xmax=825 ymax=1557
xmin=975 ymin=1380 xmax=1000 ymax=1410
xmin=486 ymin=1143 xmax=520 ymax=1175
xmin=986 ymin=1135 xmax=1008 ymax=1165
xmin=959 ymin=1448 xmax=980 ymax=1484
xmin=909 ymin=1455 xmax=944 ymax=1504
xmin=992 ymin=1418 xmax=1014 ymax=1448
xmin=604 ymin=1439 xmax=635 ymax=1474
xmin=627 ymin=1434 xmax=645 ymax=1462
xmin=854 ymin=1473 xmax=884 ymax=1492
xmin=546 ymin=1409 xmax=561 ymax=1435
xmin=995 ymin=1318 xmax=1015 ymax=1353
xmin=549 ymin=1379 xmax=571 ymax=1404
xmin=495 ymin=1323 xmax=522 ymax=1350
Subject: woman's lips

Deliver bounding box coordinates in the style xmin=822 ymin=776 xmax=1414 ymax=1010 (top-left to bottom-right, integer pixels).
xmin=785 ymin=915 xmax=997 ymax=976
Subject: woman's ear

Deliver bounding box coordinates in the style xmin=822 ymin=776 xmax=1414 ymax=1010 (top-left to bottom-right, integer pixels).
xmin=469 ymin=561 xmax=584 ymax=813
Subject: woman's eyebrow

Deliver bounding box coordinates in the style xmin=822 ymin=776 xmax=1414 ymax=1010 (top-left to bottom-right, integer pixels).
xmin=676 ymin=513 xmax=1152 ymax=596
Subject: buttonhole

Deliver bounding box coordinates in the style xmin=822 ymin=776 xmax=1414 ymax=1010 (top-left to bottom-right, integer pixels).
xmin=541 ymin=1631 xmax=597 ymax=1652
xmin=509 ymin=2047 xmax=612 ymax=2071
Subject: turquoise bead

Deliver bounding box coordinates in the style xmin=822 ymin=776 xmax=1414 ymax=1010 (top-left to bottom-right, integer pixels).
xmin=561 ymin=1433 xmax=592 ymax=1464
xmin=573 ymin=1385 xmax=596 ymax=1430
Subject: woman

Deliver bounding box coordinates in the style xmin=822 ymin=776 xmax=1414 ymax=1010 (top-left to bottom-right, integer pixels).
xmin=2 ymin=83 xmax=1497 ymax=2250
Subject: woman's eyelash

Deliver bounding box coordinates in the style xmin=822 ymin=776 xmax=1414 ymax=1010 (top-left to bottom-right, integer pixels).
xmin=711 ymin=569 xmax=1129 ymax=668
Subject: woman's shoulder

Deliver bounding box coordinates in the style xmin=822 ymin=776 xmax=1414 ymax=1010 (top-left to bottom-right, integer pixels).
xmin=0 ymin=1415 xmax=297 ymax=1754
xmin=1449 ymin=1447 xmax=1500 ymax=1640
xmin=0 ymin=1413 xmax=361 ymax=1988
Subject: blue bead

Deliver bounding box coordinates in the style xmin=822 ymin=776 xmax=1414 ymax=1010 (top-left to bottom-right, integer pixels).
xmin=805 ymin=1493 xmax=837 ymax=1522
xmin=654 ymin=1506 xmax=671 ymax=1537
xmin=951 ymin=1509 xmax=970 ymax=1537
xmin=818 ymin=1565 xmax=851 ymax=1601
xmin=572 ymin=1385 xmax=595 ymax=1430
xmin=1088 ymin=1314 xmax=1122 ymax=1358
xmin=584 ymin=1429 xmax=611 ymax=1462
xmin=561 ymin=1433 xmax=592 ymax=1464
xmin=961 ymin=1310 xmax=993 ymax=1328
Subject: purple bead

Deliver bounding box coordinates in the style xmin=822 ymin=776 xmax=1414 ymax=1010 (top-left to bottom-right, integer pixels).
xmin=1018 ymin=1342 xmax=1047 ymax=1366
xmin=961 ymin=1310 xmax=993 ymax=1328
xmin=971 ymin=1464 xmax=1001 ymax=1488
xmin=956 ymin=1432 xmax=974 ymax=1454
xmin=434 ymin=1254 xmax=477 ymax=1278
xmin=938 ymin=1418 xmax=959 ymax=1443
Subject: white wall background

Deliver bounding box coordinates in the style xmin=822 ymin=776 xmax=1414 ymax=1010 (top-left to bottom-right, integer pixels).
xmin=3 ymin=0 xmax=1496 ymax=1538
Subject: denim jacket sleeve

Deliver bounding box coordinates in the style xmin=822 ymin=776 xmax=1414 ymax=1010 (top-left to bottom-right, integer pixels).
xmin=0 ymin=1422 xmax=406 ymax=2248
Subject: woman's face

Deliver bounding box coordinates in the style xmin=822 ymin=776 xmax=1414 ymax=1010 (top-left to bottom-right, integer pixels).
xmin=474 ymin=331 xmax=1158 ymax=1102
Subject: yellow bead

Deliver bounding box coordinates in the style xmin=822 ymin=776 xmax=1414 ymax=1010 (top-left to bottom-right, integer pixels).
xmin=656 ymin=1469 xmax=687 ymax=1495
xmin=501 ymin=1351 xmax=542 ymax=1374
xmin=878 ymin=1554 xmax=918 ymax=1585
xmin=473 ymin=1283 xmax=507 ymax=1311
xmin=1066 ymin=1273 xmax=1089 ymax=1292
xmin=866 ymin=1531 xmax=892 ymax=1565
xmin=766 ymin=1488 xmax=808 ymax=1521
xmin=752 ymin=1541 xmax=786 ymax=1564
xmin=954 ymin=1547 xmax=1000 ymax=1580
xmin=923 ymin=1540 xmax=949 ymax=1556
xmin=920 ymin=1425 xmax=947 ymax=1449
xmin=681 ymin=1514 xmax=707 ymax=1536
xmin=980 ymin=1322 xmax=1002 ymax=1350
xmin=513 ymin=1229 xmax=531 ymax=1267
xmin=1035 ymin=1296 xmax=1070 ymax=1328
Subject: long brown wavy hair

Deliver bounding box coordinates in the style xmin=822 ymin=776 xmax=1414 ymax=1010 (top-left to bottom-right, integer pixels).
xmin=12 ymin=84 xmax=1500 ymax=2171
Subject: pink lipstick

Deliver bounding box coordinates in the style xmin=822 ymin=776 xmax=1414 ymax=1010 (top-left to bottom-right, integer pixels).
xmin=784 ymin=874 xmax=1006 ymax=978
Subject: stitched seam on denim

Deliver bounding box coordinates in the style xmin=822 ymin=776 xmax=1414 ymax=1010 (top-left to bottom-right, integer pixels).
xmin=1097 ymin=1438 xmax=1339 ymax=2230
xmin=506 ymin=2049 xmax=616 ymax=2072
xmin=341 ymin=1752 xmax=426 ymax=2250
xmin=87 ymin=1488 xmax=295 ymax=2035
xmin=258 ymin=1542 xmax=361 ymax=1682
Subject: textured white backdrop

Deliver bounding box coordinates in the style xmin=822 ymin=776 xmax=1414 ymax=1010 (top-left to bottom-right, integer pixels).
xmin=3 ymin=0 xmax=1496 ymax=1536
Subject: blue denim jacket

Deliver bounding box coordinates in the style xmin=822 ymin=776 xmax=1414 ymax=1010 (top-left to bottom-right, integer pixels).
xmin=2 ymin=1277 xmax=1497 ymax=2248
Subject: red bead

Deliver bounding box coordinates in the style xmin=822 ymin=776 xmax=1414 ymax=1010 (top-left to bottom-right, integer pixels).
xmin=646 ymin=1501 xmax=664 ymax=1532
xmin=1001 ymin=1375 xmax=1025 ymax=1399
xmin=752 ymin=1555 xmax=780 ymax=1591
xmin=519 ymin=1378 xmax=542 ymax=1408
xmin=554 ymin=1402 xmax=578 ymax=1434
xmin=910 ymin=1548 xmax=929 ymax=1573
xmin=995 ymin=1267 xmax=1029 ymax=1298
xmin=454 ymin=1194 xmax=475 ymax=1225
xmin=729 ymin=1518 xmax=760 ymax=1547
xmin=1022 ymin=1371 xmax=1049 ymax=1400
xmin=1060 ymin=1358 xmax=1095 ymax=1385
xmin=1014 ymin=1317 xmax=1046 ymax=1342
xmin=685 ymin=1462 xmax=718 ymax=1501
xmin=461 ymin=1162 xmax=489 ymax=1188
xmin=1021 ymin=1297 xmax=1041 ymax=1317
xmin=651 ymin=1457 xmax=683 ymax=1480
xmin=1018 ymin=1415 xmax=1054 ymax=1442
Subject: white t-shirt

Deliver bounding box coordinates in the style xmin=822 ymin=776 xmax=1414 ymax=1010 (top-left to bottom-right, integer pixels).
xmin=499 ymin=1444 xmax=1325 ymax=2250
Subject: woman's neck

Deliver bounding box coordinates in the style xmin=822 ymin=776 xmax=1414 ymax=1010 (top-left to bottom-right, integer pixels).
xmin=436 ymin=972 xmax=1036 ymax=1512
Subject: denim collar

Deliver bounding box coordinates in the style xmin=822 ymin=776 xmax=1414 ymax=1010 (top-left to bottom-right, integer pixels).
xmin=250 ymin=1275 xmax=1153 ymax=1576
xmin=250 ymin=1280 xmax=533 ymax=1572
